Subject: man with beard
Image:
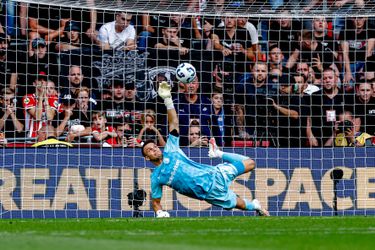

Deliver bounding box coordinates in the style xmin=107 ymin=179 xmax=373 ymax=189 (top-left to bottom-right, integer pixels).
xmin=0 ymin=33 xmax=17 ymax=92
xmin=60 ymin=65 xmax=98 ymax=108
xmin=245 ymin=62 xmax=278 ymax=146
xmin=308 ymin=68 xmax=354 ymax=147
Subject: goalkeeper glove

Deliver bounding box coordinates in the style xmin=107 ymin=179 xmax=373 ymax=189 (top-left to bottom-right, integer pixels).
xmin=156 ymin=210 xmax=170 ymax=218
xmin=158 ymin=81 xmax=174 ymax=110
xmin=158 ymin=81 xmax=172 ymax=100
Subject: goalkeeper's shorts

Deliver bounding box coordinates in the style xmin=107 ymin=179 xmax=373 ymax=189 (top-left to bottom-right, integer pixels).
xmin=205 ymin=163 xmax=238 ymax=209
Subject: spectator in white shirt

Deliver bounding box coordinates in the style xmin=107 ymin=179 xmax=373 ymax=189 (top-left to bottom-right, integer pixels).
xmin=97 ymin=12 xmax=136 ymax=51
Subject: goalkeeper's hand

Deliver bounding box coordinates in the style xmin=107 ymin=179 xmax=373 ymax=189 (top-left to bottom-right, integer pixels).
xmin=158 ymin=81 xmax=172 ymax=100
xmin=156 ymin=210 xmax=170 ymax=218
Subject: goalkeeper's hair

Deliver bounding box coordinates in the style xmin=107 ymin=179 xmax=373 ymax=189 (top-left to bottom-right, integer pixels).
xmin=141 ymin=139 xmax=157 ymax=157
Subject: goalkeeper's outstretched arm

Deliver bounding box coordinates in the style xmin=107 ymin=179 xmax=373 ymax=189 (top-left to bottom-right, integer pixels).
xmin=158 ymin=81 xmax=179 ymax=134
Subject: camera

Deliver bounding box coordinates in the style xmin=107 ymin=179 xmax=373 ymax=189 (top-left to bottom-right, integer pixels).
xmin=124 ymin=129 xmax=133 ymax=140
xmin=127 ymin=189 xmax=147 ymax=218
xmin=338 ymin=120 xmax=353 ymax=133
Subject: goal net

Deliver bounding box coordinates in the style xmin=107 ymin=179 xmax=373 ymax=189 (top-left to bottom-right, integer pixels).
xmin=0 ymin=0 xmax=374 ymax=218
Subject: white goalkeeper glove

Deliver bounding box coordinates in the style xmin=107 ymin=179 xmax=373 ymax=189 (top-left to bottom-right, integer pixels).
xmin=158 ymin=81 xmax=172 ymax=100
xmin=156 ymin=210 xmax=170 ymax=218
xmin=158 ymin=81 xmax=174 ymax=110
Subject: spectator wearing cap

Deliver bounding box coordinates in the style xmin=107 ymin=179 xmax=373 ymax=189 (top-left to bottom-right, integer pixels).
xmin=0 ymin=33 xmax=17 ymax=92
xmin=22 ymin=71 xmax=58 ymax=138
xmin=55 ymin=21 xmax=82 ymax=52
xmin=18 ymin=37 xmax=58 ymax=96
xmin=97 ymin=12 xmax=136 ymax=51
xmin=0 ymin=88 xmax=24 ymax=141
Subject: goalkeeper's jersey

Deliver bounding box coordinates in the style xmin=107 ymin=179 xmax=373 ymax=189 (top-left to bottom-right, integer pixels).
xmin=150 ymin=132 xmax=218 ymax=200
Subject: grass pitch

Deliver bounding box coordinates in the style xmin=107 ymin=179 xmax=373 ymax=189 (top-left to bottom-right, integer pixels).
xmin=0 ymin=216 xmax=374 ymax=250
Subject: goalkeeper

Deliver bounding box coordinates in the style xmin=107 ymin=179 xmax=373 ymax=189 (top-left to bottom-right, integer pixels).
xmin=142 ymin=82 xmax=270 ymax=218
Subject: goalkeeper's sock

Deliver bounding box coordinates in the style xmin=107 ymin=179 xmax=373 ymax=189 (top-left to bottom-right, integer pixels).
xmin=244 ymin=199 xmax=260 ymax=211
xmin=222 ymin=152 xmax=249 ymax=174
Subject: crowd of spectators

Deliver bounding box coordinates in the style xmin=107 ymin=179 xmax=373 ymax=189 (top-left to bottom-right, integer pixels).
xmin=0 ymin=0 xmax=375 ymax=148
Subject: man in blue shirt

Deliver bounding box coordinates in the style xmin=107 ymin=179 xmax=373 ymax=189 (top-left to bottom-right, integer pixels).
xmin=142 ymin=81 xmax=269 ymax=218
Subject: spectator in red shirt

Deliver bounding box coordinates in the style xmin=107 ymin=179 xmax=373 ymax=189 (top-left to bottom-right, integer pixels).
xmin=105 ymin=118 xmax=143 ymax=148
xmin=22 ymin=72 xmax=58 ymax=138
xmin=91 ymin=111 xmax=117 ymax=143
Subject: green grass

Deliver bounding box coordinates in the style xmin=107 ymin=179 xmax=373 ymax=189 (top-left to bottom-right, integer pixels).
xmin=0 ymin=217 xmax=374 ymax=250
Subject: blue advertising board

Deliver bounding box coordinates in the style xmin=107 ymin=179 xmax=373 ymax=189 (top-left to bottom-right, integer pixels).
xmin=0 ymin=148 xmax=374 ymax=218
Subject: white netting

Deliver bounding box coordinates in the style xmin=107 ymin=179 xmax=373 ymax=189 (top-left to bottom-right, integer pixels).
xmin=0 ymin=0 xmax=374 ymax=218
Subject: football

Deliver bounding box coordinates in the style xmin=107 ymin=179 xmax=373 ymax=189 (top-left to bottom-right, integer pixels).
xmin=176 ymin=63 xmax=196 ymax=83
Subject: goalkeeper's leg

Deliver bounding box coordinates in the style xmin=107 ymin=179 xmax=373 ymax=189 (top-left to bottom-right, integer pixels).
xmin=209 ymin=138 xmax=255 ymax=175
xmin=237 ymin=197 xmax=270 ymax=216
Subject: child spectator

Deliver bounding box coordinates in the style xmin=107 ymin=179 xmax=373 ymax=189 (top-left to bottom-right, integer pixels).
xmin=137 ymin=109 xmax=166 ymax=146
xmin=91 ymin=111 xmax=117 ymax=143
xmin=188 ymin=120 xmax=209 ymax=147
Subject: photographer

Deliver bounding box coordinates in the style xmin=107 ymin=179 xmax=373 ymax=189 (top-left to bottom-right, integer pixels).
xmin=326 ymin=111 xmax=373 ymax=147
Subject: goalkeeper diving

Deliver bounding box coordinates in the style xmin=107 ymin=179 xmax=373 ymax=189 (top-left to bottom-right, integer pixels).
xmin=142 ymin=81 xmax=270 ymax=218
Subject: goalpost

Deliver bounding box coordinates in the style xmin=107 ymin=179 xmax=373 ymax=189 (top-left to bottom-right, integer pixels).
xmin=0 ymin=0 xmax=375 ymax=218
